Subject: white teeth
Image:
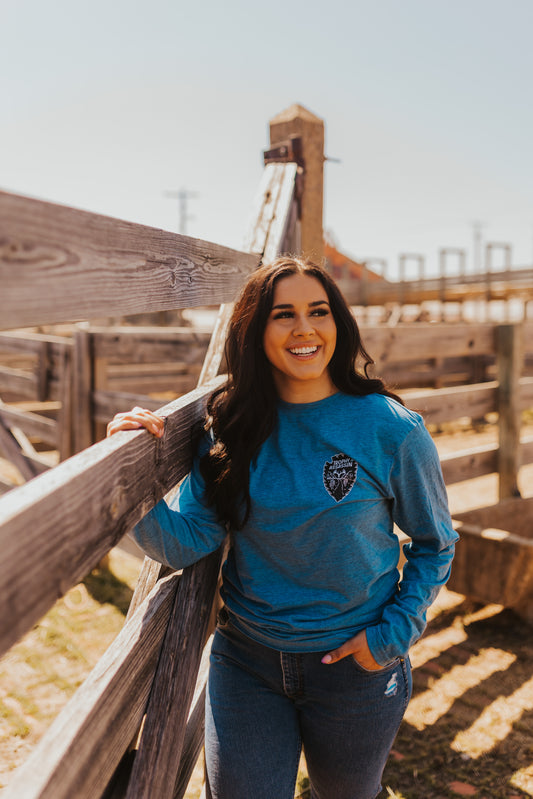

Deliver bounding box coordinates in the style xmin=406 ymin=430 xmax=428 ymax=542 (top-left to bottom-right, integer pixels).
xmin=289 ymin=346 xmax=318 ymax=355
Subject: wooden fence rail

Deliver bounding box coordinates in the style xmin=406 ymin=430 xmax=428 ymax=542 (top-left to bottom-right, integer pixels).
xmin=0 ymin=150 xmax=300 ymax=797
xmin=0 ymin=190 xmax=259 ymax=329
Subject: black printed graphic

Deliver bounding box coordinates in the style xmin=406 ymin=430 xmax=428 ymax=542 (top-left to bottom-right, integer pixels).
xmin=323 ymin=453 xmax=358 ymax=502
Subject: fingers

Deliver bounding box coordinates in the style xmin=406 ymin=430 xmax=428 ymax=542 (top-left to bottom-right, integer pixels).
xmin=321 ymin=642 xmax=352 ymax=665
xmin=106 ymin=407 xmax=165 ymax=438
xmin=321 ymin=630 xmax=381 ymax=669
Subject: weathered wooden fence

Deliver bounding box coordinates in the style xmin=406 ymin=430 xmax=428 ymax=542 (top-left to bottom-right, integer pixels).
xmin=2 ymin=318 xmax=532 ymax=499
xmin=1 ymin=102 xmax=533 ymax=798
xmin=0 ymin=113 xmax=301 ymax=797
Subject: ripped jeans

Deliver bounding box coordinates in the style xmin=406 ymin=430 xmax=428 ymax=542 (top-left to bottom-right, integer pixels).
xmin=205 ymin=612 xmax=412 ymax=799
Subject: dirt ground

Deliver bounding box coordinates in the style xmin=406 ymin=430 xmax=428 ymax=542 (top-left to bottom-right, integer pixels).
xmin=1 ymin=420 xmax=533 ymax=798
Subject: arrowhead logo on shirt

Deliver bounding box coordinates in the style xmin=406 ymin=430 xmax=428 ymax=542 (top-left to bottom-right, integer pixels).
xmin=323 ymin=453 xmax=358 ymax=502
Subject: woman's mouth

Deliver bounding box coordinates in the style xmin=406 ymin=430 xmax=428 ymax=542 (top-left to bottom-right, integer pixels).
xmin=288 ymin=345 xmax=319 ymax=358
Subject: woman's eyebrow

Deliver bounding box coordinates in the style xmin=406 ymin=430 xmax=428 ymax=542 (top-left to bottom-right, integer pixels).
xmin=271 ymin=299 xmax=330 ymax=310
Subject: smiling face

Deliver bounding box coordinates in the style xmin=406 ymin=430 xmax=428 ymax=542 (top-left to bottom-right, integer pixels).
xmin=262 ymin=272 xmax=338 ymax=403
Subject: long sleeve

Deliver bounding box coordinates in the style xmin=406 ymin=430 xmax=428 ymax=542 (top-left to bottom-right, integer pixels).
xmin=365 ymin=421 xmax=459 ymax=664
xmin=131 ymin=452 xmax=227 ymax=570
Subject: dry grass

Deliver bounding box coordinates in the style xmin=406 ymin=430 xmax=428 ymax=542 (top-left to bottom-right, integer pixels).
xmin=0 ymin=549 xmax=142 ymax=789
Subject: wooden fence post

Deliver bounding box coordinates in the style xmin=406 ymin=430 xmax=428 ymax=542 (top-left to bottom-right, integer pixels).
xmin=57 ymin=345 xmax=74 ymax=460
xmin=269 ymin=104 xmax=324 ymax=261
xmin=73 ymin=328 xmax=94 ymax=452
xmin=497 ymin=323 xmax=522 ymax=499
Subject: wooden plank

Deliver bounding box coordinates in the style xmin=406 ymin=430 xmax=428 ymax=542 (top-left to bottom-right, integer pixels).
xmin=261 ymin=162 xmax=298 ymax=263
xmin=173 ymin=638 xmax=212 ymax=799
xmin=402 ymin=382 xmax=498 ymax=426
xmin=0 ymin=475 xmax=17 ymax=495
xmin=440 ymin=443 xmax=498 ymax=484
xmin=0 ymin=190 xmax=259 ymax=329
xmin=106 ymin=375 xmax=198 ymax=397
xmin=0 ymin=405 xmax=57 ymax=444
xmin=3 ymin=400 xmax=61 ymax=415
xmin=91 ymin=327 xmax=211 ymax=362
xmin=57 ymin=346 xmax=73 ymax=459
xmin=497 ymin=324 xmax=522 ymax=499
xmin=125 ymin=550 xmax=223 ymax=799
xmin=0 ymin=366 xmax=39 ymax=398
xmin=2 ymin=573 xmax=179 ymax=799
xmin=0 ymin=375 xmax=225 ymax=658
xmin=360 ymin=323 xmax=496 ymax=363
xmin=93 ymin=391 xmax=164 ymax=425
xmin=0 ymin=331 xmax=72 ymax=352
xmin=73 ymin=329 xmax=93 ymax=453
xmin=520 ymin=376 xmax=533 ymax=409
xmin=0 ymin=417 xmax=45 ymax=481
xmin=524 ymin=321 xmax=533 ymax=356
xmin=522 ymin=434 xmax=533 ymax=465
xmin=108 ymin=362 xmax=201 ymax=377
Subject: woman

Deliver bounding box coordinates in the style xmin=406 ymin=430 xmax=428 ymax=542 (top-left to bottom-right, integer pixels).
xmin=107 ymin=257 xmax=458 ymax=799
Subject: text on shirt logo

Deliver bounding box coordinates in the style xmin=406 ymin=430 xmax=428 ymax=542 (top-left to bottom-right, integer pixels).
xmin=323 ymin=453 xmax=358 ymax=502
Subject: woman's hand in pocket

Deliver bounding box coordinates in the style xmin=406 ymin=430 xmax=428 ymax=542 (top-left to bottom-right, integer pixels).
xmin=321 ymin=629 xmax=382 ymax=670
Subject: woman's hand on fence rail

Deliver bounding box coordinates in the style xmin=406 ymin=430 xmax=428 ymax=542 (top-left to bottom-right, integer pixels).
xmin=106 ymin=407 xmax=165 ymax=438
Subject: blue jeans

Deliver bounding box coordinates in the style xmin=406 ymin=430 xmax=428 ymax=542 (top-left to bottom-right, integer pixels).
xmin=205 ymin=611 xmax=412 ymax=799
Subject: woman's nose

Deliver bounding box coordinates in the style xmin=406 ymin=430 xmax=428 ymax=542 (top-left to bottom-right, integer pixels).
xmin=293 ymin=313 xmax=314 ymax=336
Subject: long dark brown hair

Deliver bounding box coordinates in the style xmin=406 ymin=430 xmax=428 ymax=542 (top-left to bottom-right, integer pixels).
xmin=200 ymin=256 xmax=403 ymax=529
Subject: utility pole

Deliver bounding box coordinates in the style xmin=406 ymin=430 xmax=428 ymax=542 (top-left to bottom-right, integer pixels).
xmin=471 ymin=220 xmax=486 ymax=273
xmin=164 ymin=189 xmax=199 ymax=235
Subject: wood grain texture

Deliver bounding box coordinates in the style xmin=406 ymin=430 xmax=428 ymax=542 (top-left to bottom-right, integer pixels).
xmin=0 ymin=190 xmax=259 ymax=328
xmin=125 ymin=550 xmax=223 ymax=799
xmin=402 ymin=382 xmax=498 ymax=426
xmin=93 ymin=390 xmax=164 ymax=424
xmin=2 ymin=574 xmax=179 ymax=799
xmin=91 ymin=327 xmax=211 ymax=362
xmin=520 ymin=376 xmax=533 ymax=409
xmin=0 ymin=366 xmax=39 ymax=398
xmin=440 ymin=443 xmax=498 ymax=484
xmin=73 ymin=328 xmax=93 ymax=452
xmin=0 ymin=404 xmax=57 ymax=444
xmin=497 ymin=324 xmax=522 ymax=499
xmin=0 ymin=415 xmax=50 ymax=480
xmin=173 ymin=637 xmax=212 ymax=799
xmin=360 ymin=323 xmax=496 ymax=363
xmin=0 ymin=330 xmax=73 ymax=354
xmin=0 ymin=375 xmax=225 ymax=658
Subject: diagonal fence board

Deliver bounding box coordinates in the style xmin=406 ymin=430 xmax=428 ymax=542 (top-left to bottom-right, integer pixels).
xmin=0 ymin=375 xmax=225 ymax=658
xmin=0 ymin=190 xmax=259 ymax=328
xmin=1 ymin=573 xmax=179 ymax=799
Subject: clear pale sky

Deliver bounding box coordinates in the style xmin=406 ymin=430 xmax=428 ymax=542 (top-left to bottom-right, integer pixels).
xmin=2 ymin=0 xmax=532 ymax=279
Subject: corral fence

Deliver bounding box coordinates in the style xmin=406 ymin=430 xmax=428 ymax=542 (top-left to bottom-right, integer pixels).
xmin=1 ymin=105 xmax=533 ymax=799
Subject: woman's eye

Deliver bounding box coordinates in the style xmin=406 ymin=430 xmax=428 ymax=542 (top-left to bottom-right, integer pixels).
xmin=311 ymin=308 xmax=329 ymax=317
xmin=273 ymin=311 xmax=293 ymax=320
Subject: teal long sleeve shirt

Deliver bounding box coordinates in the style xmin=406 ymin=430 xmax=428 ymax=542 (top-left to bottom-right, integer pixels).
xmin=133 ymin=391 xmax=458 ymax=665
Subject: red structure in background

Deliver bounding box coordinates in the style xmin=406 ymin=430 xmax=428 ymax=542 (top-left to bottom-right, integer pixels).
xmin=324 ymin=238 xmax=385 ymax=283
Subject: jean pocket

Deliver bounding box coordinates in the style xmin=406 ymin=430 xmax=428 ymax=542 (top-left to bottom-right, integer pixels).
xmin=350 ymin=655 xmax=401 ymax=674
